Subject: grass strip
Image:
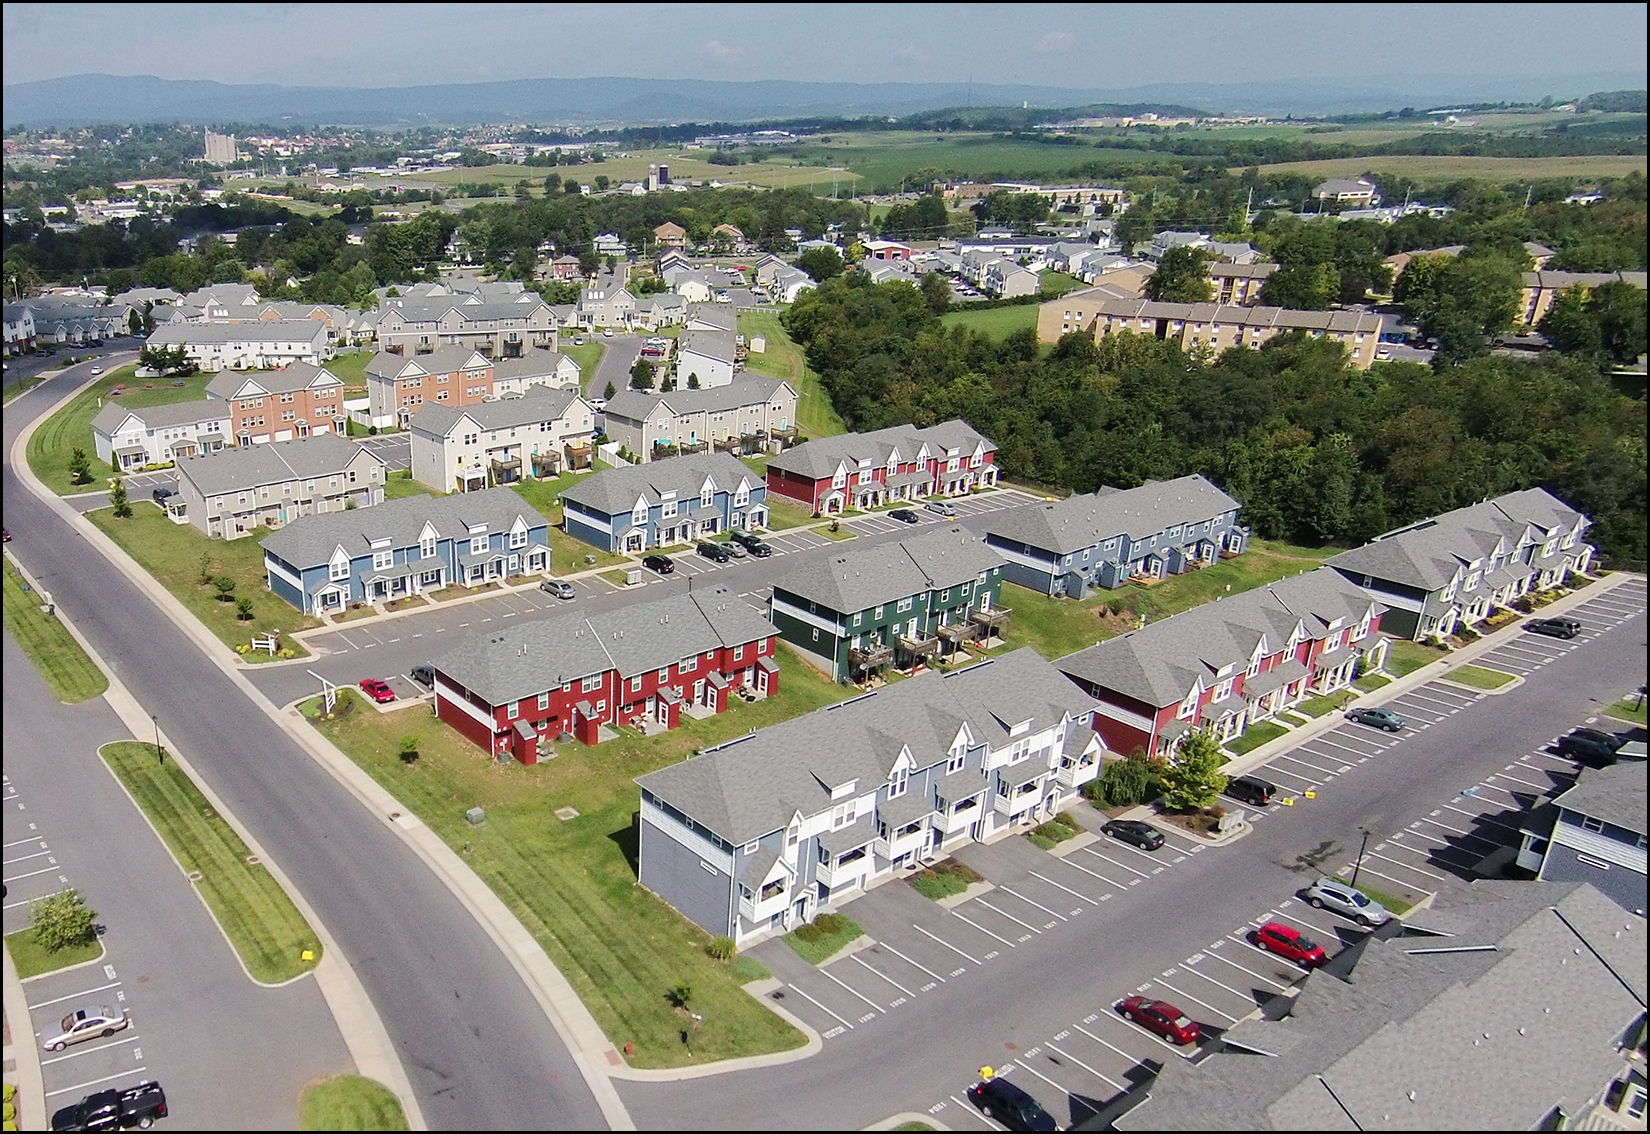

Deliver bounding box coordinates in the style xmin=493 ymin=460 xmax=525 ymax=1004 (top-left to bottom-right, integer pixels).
xmin=2 ymin=557 xmax=109 ymax=703
xmin=783 ymin=914 xmax=865 ymax=966
xmin=100 ymin=741 xmax=321 ymax=983
xmin=1445 ymin=664 xmax=1516 ymax=690
xmin=1603 ymin=697 xmax=1647 ymax=727
xmin=298 ymin=1075 xmax=409 ymax=1132
xmin=4 ymin=929 xmax=103 ymax=980
xmin=1225 ymin=721 xmax=1289 ymax=755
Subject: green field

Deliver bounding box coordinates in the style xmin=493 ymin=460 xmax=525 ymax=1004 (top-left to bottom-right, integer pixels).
xmin=3 ymin=557 xmax=109 ymax=703
xmin=324 ymin=351 xmax=374 ymax=389
xmin=783 ymin=132 xmax=1185 ymax=187
xmin=396 ymin=148 xmax=864 ymax=193
xmin=939 ymin=304 xmax=1040 ymax=338
xmin=738 ymin=310 xmax=845 ymax=437
xmin=1254 ymin=154 xmax=1648 ymax=182
xmin=27 ymin=365 xmax=211 ymax=495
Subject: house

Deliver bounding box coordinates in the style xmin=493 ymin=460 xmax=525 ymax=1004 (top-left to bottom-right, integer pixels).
xmin=601 ymin=376 xmax=798 ymax=462
xmin=982 ymin=474 xmax=1247 ymax=598
xmin=364 ymin=346 xmax=495 ymax=429
xmin=409 ymin=385 xmax=596 ymax=492
xmin=635 ymin=648 xmax=1104 ymax=944
xmin=261 ymin=486 xmax=551 ymax=615
xmin=861 ymin=239 xmax=914 ymax=261
xmin=204 ymin=361 xmax=347 ymax=445
xmin=1312 ymin=177 xmax=1380 ymax=208
xmin=862 ymin=260 xmax=919 ymax=287
xmin=1518 ymin=269 xmax=1648 ymax=325
xmin=432 ymin=585 xmax=780 ymax=760
xmin=23 ymin=297 xmax=133 ymax=345
xmin=1141 ymin=230 xmax=1211 ymax=262
xmin=576 ymin=269 xmax=637 ymax=329
xmin=1516 ymin=762 xmax=1646 ymax=916
xmin=1209 ymin=261 xmax=1278 ymax=305
xmin=2 ymin=304 xmax=37 ymax=356
xmin=770 ymin=525 xmax=1008 ymax=682
xmin=983 ymin=259 xmax=1039 ymax=299
xmin=668 ymin=267 xmax=741 ymax=304
xmin=488 ymin=350 xmax=581 ymax=394
xmin=1071 ymin=298 xmax=1388 ymax=369
xmin=91 ymin=399 xmax=232 ymax=470
xmin=173 ymin=433 xmax=386 ymax=541
xmin=1326 ymin=488 xmax=1594 ymax=641
xmin=371 ymin=297 xmax=558 ymax=358
xmin=683 ymin=303 xmax=736 ymax=334
xmin=146 ymin=319 xmax=332 ymax=372
xmin=711 ymin=223 xmax=745 ymax=248
xmin=1056 ymin=567 xmax=1387 ymax=755
xmin=653 ymin=221 xmax=687 ymax=248
xmin=594 ymin=232 xmax=626 ymax=257
xmin=1112 ymin=881 xmax=1649 ymax=1133
xmin=548 ymin=254 xmax=582 ymax=282
xmin=676 ymin=327 xmax=739 ymax=388
xmin=632 ymin=292 xmax=688 ymax=330
xmin=765 ymin=421 xmax=998 ymax=515
xmin=768 ymin=265 xmax=816 ymax=303
xmin=561 ymin=452 xmax=768 ymax=553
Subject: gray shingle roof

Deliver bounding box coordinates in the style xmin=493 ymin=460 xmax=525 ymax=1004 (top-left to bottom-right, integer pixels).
xmin=684 ymin=303 xmax=736 ymax=332
xmin=772 ymin=525 xmax=1003 ymax=614
xmin=364 ymin=345 xmax=489 ymax=381
xmin=91 ymin=397 xmax=230 ymax=435
xmin=1084 ymin=297 xmax=1387 ymax=334
xmin=766 ymin=420 xmax=996 ymax=480
xmin=490 ymin=351 xmax=576 ymax=382
xmin=176 ymin=433 xmax=381 ymax=498
xmin=1551 ymin=762 xmax=1646 ymax=835
xmin=149 ymin=319 xmax=327 ymax=347
xmin=678 ymin=327 xmax=736 ymax=365
xmin=985 ymin=474 xmax=1239 ymax=556
xmin=205 ymin=361 xmax=341 ymax=400
xmin=409 ymin=385 xmax=586 ymax=438
xmin=603 ymin=375 xmax=791 ymax=424
xmin=636 ymin=648 xmax=1099 ymax=844
xmin=260 ymin=485 xmax=539 ymax=570
xmin=559 ymin=452 xmax=758 ymax=516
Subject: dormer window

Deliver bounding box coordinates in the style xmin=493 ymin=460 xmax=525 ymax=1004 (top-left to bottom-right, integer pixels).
xmin=700 ymin=483 xmax=714 ymax=508
xmin=888 ymin=766 xmax=908 ymax=799
xmin=1178 ymin=690 xmax=1198 ymax=720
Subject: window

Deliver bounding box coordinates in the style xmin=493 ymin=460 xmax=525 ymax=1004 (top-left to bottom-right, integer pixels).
xmin=470 ymin=535 xmax=488 ymax=554
xmin=874 ymin=605 xmax=884 ymax=620
xmin=896 ymin=597 xmax=912 ymax=613
xmin=506 ymin=700 xmax=519 ymax=719
xmin=853 ymin=612 xmax=862 ymax=626
xmin=700 ymin=485 xmax=713 ymax=508
xmin=581 ymin=674 xmax=601 ymax=693
xmin=733 ymin=644 xmax=744 ymax=661
xmin=630 ymin=676 xmax=642 ymax=693
xmin=329 ymin=558 xmax=349 ymax=582
xmin=657 ymin=667 xmax=669 ymax=682
xmin=888 ymin=766 xmax=908 ymax=799
xmin=661 ymin=499 xmax=677 ymax=519
xmin=420 ymin=535 xmax=437 ymax=559
xmin=1178 ymin=690 xmax=1197 ymax=720
xmin=678 ymin=656 xmax=697 ymax=674
xmin=830 ymin=800 xmax=855 ymax=830
xmin=373 ymin=549 xmax=394 ymax=571
xmin=538 ymin=692 xmax=549 ymax=711
xmin=1581 ymin=815 xmax=1605 ymax=832
xmin=508 ymin=528 xmax=527 ymax=550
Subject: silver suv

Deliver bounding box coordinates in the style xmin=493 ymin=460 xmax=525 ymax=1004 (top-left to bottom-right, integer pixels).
xmin=1305 ymin=879 xmax=1391 ymax=926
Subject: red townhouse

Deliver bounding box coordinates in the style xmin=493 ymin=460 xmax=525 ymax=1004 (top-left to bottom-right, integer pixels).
xmin=204 ymin=361 xmax=347 ymax=444
xmin=861 ymin=239 xmax=915 ymax=261
xmin=363 ymin=345 xmax=497 ymax=428
xmin=1055 ymin=568 xmax=1389 ymax=757
xmin=431 ymin=586 xmax=780 ymax=764
xmin=765 ymin=420 xmax=999 ymax=515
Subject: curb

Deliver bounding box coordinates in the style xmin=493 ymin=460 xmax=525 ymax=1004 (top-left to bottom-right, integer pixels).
xmin=606 ymin=977 xmax=824 ymax=1083
xmin=2 ymin=942 xmax=47 ymax=1132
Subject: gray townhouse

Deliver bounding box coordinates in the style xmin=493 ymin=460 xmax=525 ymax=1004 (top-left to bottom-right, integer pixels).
xmin=635 ymin=648 xmax=1105 ymax=945
xmin=982 ymin=474 xmax=1247 ymax=598
xmin=15 ymin=296 xmax=134 ymax=344
xmin=1516 ymin=762 xmax=1646 ymax=917
xmin=561 ymin=452 xmax=768 ymax=554
xmin=683 ymin=303 xmax=736 ymax=334
xmin=372 ymin=297 xmax=558 ymax=357
xmin=408 ymin=385 xmax=597 ymax=493
xmin=1326 ymin=487 xmax=1594 ymax=641
xmin=575 ymin=269 xmax=636 ymax=330
xmin=489 ymin=349 xmax=581 ymax=394
xmin=769 ymin=525 xmax=1008 ymax=682
xmin=172 ymin=432 xmax=387 ymax=541
xmin=601 ymin=375 xmax=797 ymax=463
xmin=92 ymin=398 xmax=231 ymax=470
xmin=261 ymin=486 xmax=551 ymax=615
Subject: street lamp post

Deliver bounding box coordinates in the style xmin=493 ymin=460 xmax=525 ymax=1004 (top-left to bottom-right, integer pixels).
xmin=1350 ymin=827 xmax=1370 ymax=888
xmin=153 ymin=714 xmax=163 ymax=764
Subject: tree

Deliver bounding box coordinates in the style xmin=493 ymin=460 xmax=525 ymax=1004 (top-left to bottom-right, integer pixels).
xmin=687 ymin=373 xmax=700 ymax=389
xmin=543 ymin=173 xmax=561 ymax=194
xmin=109 ymin=476 xmax=132 ymax=518
xmin=629 ymin=358 xmax=655 ymax=390
xmin=920 ymin=270 xmax=953 ymax=314
xmin=68 ymin=446 xmax=93 ymax=486
xmin=578 ymin=250 xmax=600 ymax=277
xmin=603 ymin=380 xmax=617 ymax=399
xmin=1261 ymin=261 xmax=1339 ymax=310
xmin=1145 ymin=246 xmax=1214 ymax=303
xmin=1159 ymin=729 xmax=1227 ymax=811
xmin=594 ymin=175 xmax=610 ymax=192
xmin=796 ymin=246 xmax=845 ymax=283
xmin=1589 ymin=279 xmax=1648 ymax=365
xmin=29 ymin=889 xmax=97 ymax=953
xmin=214 ymin=575 xmax=237 ymax=602
xmin=1114 ymin=208 xmax=1153 ymax=255
xmin=197 ymin=551 xmax=215 ymax=586
xmin=235 ymin=596 xmax=254 ymax=621
xmin=1538 ymin=285 xmax=1603 ymax=357
xmin=661 ymin=374 xmax=677 ymax=392
xmin=398 ymin=734 xmax=420 ymax=764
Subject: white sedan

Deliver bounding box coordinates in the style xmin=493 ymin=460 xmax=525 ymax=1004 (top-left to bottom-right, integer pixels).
xmin=41 ymin=1005 xmax=129 ymax=1051
xmin=90 ymin=366 xmax=103 ymax=374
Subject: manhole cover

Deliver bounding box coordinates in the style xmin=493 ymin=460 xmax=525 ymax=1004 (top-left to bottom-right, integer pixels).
xmin=554 ymin=807 xmax=580 ymax=821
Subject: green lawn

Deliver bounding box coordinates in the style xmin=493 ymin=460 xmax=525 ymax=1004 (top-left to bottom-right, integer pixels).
xmin=939 ymin=304 xmax=1040 ymax=339
xmin=383 ymin=472 xmax=439 ymax=501
xmin=86 ymin=505 xmax=320 ymax=659
xmin=4 ymin=928 xmax=103 ymax=980
xmin=27 ymin=364 xmax=215 ymax=495
xmin=1350 ymin=881 xmax=1416 ymax=915
xmin=306 ymin=644 xmax=857 ymax=1068
xmin=783 ymin=915 xmax=865 ymax=966
xmin=324 ymin=351 xmax=374 ymax=390
xmin=1604 ymin=697 xmax=1647 ymax=727
xmin=762 ymin=495 xmax=819 ymax=531
xmin=564 ymin=341 xmax=607 ymax=396
xmin=1225 ymin=720 xmax=1289 ymax=755
xmin=1386 ymin=638 xmax=1447 ymax=677
xmin=298 ymin=1075 xmax=408 ymax=1132
xmin=100 ymin=741 xmax=321 ymax=983
xmin=1040 ymin=270 xmax=1086 ymax=298
xmin=1445 ymin=664 xmax=1517 ymax=690
xmin=1297 ymin=693 xmax=1353 ymax=718
xmin=507 ymin=476 xmax=631 ymax=574
xmin=1353 ymin=673 xmax=1392 ymax=693
xmin=3 ymin=558 xmax=109 ymax=703
xmin=738 ymin=311 xmax=845 ymax=438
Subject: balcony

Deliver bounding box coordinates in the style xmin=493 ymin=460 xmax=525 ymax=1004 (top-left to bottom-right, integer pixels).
xmin=898 ymin=632 xmax=940 ymax=658
xmin=935 ymin=797 xmax=982 ymax=834
xmin=1056 ymin=757 xmax=1099 ymax=790
xmin=738 ymin=884 xmax=792 ymax=924
xmin=850 ymin=642 xmax=894 ymax=670
xmin=969 ymin=607 xmax=1011 ymax=632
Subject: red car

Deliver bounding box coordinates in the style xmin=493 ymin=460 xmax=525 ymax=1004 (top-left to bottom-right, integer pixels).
xmin=1255 ymin=921 xmax=1328 ymax=967
xmin=359 ymin=678 xmax=396 ymax=703
xmin=1118 ymin=996 xmax=1199 ymax=1045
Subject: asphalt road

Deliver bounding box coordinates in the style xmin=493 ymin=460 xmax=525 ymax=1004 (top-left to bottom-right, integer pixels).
xmin=5 ymin=366 xmax=609 ymax=1130
xmin=588 ymin=334 xmax=642 ymax=400
xmin=3 ymin=635 xmax=347 ymax=1129
xmin=612 ymin=579 xmax=1647 ymax=1129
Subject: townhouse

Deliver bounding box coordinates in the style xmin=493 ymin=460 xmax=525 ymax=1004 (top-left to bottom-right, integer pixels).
xmin=676 ymin=327 xmax=738 ymax=388
xmin=205 ymin=361 xmax=347 ymax=445
xmin=1326 ymin=488 xmax=1594 ymax=641
xmin=409 ymin=385 xmax=596 ymax=492
xmin=957 ymin=248 xmax=1041 ymax=298
xmin=12 ymin=296 xmax=132 ymax=345
xmin=576 ymin=269 xmax=637 ymax=329
xmin=982 ymin=474 xmax=1246 ymax=598
xmin=1056 ymin=567 xmax=1387 ymax=755
xmin=684 ymin=302 xmax=737 ymax=335
xmin=91 ymin=398 xmax=231 ymax=470
xmin=601 ymin=375 xmax=798 ymax=463
xmin=489 ymin=349 xmax=581 ymax=394
xmin=561 ymin=452 xmax=768 ymax=553
xmin=1072 ymin=298 xmax=1388 ymax=368
xmin=371 ymin=297 xmax=558 ymax=357
xmin=653 ymin=221 xmax=687 ymax=248
xmin=1516 ymin=763 xmax=1646 ymax=916
xmin=635 ymin=648 xmax=1104 ymax=944
xmin=2 ymin=304 xmax=36 ymax=356
xmin=770 ymin=525 xmax=1008 ymax=682
xmin=768 ymin=265 xmax=816 ymax=304
xmin=633 ymin=292 xmax=688 ymax=330
xmin=261 ymin=486 xmax=551 ymax=616
xmin=146 ymin=319 xmax=333 ymax=371
xmin=432 ymin=585 xmax=781 ymax=761
xmin=1209 ymin=262 xmax=1277 ymax=305
xmin=173 ymin=433 xmax=387 ymax=541
xmin=667 ymin=267 xmax=741 ymax=304
xmin=765 ymin=421 xmax=999 ymax=515
xmin=1518 ymin=269 xmax=1647 ymax=325
xmin=862 ymin=260 xmax=919 ymax=286
xmin=364 ymin=346 xmax=496 ymax=429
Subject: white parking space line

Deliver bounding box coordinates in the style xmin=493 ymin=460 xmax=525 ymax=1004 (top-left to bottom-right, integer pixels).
xmin=1464 ymin=780 xmax=1527 ymax=803
xmin=1044 ymin=1042 xmax=1127 ymax=1093
xmin=1000 ymin=886 xmax=1069 ymax=923
xmin=946 ymin=1095 xmax=999 ymax=1129
xmin=1490 ymin=769 xmax=1553 ymax=791
xmin=951 ymin=909 xmax=1018 ymax=949
xmin=913 ymin=924 xmax=979 ymax=965
xmin=39 ymin=1034 xmax=141 ymax=1066
xmin=785 ymin=983 xmax=854 ymax=1029
xmin=1312 ymin=736 xmax=1385 ymax=759
xmin=1213 ymin=941 xmax=1296 ymax=987
xmin=1270 ymin=750 xmax=1343 ymax=777
xmin=1153 ymin=975 xmax=1240 ymax=1022
xmin=1056 ymin=856 xmax=1128 ymax=891
xmin=975 ymin=898 xmax=1043 ymax=935
xmin=27 ymin=982 xmax=122 ymax=1010
xmin=1180 ymin=955 xmax=1257 ymax=1002
xmin=851 ymin=954 xmax=917 ymax=1000
xmin=1080 ymin=846 xmax=1154 ymax=880
xmin=45 ymin=1067 xmax=151 ymax=1099
xmin=1029 ymin=869 xmax=1096 ymax=905
xmin=1271 ymin=909 xmax=1340 ymax=935
xmin=1256 ymin=763 xmax=1320 ymax=788
xmin=1366 ymin=846 xmax=1448 ymax=879
xmin=1440 ymin=803 xmax=1523 ymax=835
xmin=1412 ymin=814 xmax=1498 ymax=846
xmin=878 ymin=941 xmax=946 ymax=983
xmin=3 ymin=865 xmax=63 ymax=883
xmin=3 ymin=850 xmax=53 ymax=865
xmin=819 ymin=967 xmax=886 ymax=1014
xmin=1071 ymin=1021 xmax=1152 ymax=1069
xmin=2 ymin=836 xmax=48 ymax=849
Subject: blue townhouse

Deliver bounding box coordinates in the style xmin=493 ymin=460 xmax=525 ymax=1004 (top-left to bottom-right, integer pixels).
xmin=260 ymin=487 xmax=551 ymax=615
xmin=982 ymin=474 xmax=1248 ymax=598
xmin=560 ymin=452 xmax=768 ymax=554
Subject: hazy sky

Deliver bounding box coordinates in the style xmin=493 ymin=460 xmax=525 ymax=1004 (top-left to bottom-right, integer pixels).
xmin=4 ymin=2 xmax=1646 ymax=89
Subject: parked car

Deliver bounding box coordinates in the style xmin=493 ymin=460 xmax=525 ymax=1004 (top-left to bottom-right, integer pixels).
xmin=696 ymin=540 xmax=732 ymax=563
xmin=1224 ymin=774 xmax=1277 ymax=808
xmin=926 ymin=499 xmax=957 ymax=517
xmin=572 ymin=336 xmax=586 ymax=345
xmin=1118 ymin=995 xmax=1200 ymax=1045
xmin=358 ymin=678 xmax=396 ymax=704
xmin=1557 ymin=727 xmax=1627 ymax=767
xmin=1346 ymin=706 xmax=1407 ymax=732
xmin=721 ymin=539 xmax=747 ymax=558
xmin=410 ymin=665 xmax=435 ymax=688
xmin=41 ymin=1006 xmax=129 ymax=1052
xmin=966 ymin=1076 xmax=1057 ymax=1132
xmin=888 ymin=508 xmax=920 ymax=524
xmin=643 ymin=553 xmax=674 ymax=574
xmin=1101 ymin=819 xmax=1164 ymax=851
xmin=1374 ymin=346 xmax=1393 ymax=361
xmin=150 ymin=486 xmax=174 ymax=504
xmin=1254 ymin=921 xmax=1328 ymax=967
xmin=50 ymin=1081 xmax=167 ymax=1132
xmin=1526 ymin=616 xmax=1581 ymax=639
xmin=539 ymin=579 xmax=576 ymax=600
xmin=729 ymin=529 xmax=772 ymax=556
xmin=1305 ymin=878 xmax=1392 ymax=926
xmin=2 ymin=528 xmax=10 ymax=542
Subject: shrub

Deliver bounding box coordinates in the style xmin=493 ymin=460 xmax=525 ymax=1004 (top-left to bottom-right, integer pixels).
xmin=668 ymin=981 xmax=693 ymax=1009
xmin=813 ymin=912 xmax=846 ymax=936
xmin=793 ymin=922 xmax=822 ymax=943
xmin=1107 ymin=597 xmax=1126 ymax=616
xmin=1094 ymin=754 xmax=1159 ymax=808
xmin=197 ymin=551 xmax=215 ymax=586
xmin=214 ymin=575 xmax=237 ymax=601
xmin=29 ymin=889 xmax=97 ymax=953
xmin=706 ymin=936 xmax=736 ymax=962
xmin=398 ymin=735 xmax=420 ymax=764
xmin=235 ymin=596 xmax=254 ymax=621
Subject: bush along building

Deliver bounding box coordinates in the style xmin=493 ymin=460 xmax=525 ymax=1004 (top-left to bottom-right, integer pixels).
xmin=764 ymin=421 xmax=998 ymax=515
xmin=1056 ymin=568 xmax=1387 ymax=755
xmin=430 ymin=585 xmax=779 ymax=762
xmin=982 ymin=474 xmax=1246 ymax=599
xmin=1325 ymin=488 xmax=1594 ymax=642
xmin=560 ymin=452 xmax=767 ymax=554
xmin=768 ymin=526 xmax=1009 ymax=682
xmin=635 ymin=648 xmax=1104 ymax=945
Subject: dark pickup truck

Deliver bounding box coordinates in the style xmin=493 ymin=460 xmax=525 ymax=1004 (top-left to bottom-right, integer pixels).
xmin=52 ymin=1082 xmax=168 ymax=1131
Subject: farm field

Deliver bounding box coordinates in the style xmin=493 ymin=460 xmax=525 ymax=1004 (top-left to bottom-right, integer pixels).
xmin=1252 ymin=153 xmax=1648 ymax=181
xmin=394 ymin=148 xmax=863 ymax=192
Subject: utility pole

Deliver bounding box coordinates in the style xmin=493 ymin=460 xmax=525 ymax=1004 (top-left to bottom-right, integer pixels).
xmin=1350 ymin=828 xmax=1371 ymax=888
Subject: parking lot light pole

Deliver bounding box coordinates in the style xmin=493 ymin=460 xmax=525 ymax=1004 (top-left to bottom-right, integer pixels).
xmin=153 ymin=714 xmax=163 ymax=764
xmin=1350 ymin=827 xmax=1370 ymax=887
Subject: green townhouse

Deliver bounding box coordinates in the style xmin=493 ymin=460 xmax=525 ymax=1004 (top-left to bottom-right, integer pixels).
xmin=768 ymin=525 xmax=1010 ymax=683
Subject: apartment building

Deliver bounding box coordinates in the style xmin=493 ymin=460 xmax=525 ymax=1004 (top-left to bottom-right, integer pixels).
xmin=1070 ymin=298 xmax=1388 ymax=368
xmin=364 ymin=346 xmax=496 ymax=428
xmin=561 ymin=452 xmax=768 ymax=553
xmin=172 ymin=433 xmax=386 ymax=541
xmin=765 ymin=421 xmax=998 ymax=514
xmin=409 ymin=385 xmax=596 ymax=492
xmin=204 ymin=361 xmax=347 ymax=445
xmin=601 ymin=376 xmax=798 ymax=463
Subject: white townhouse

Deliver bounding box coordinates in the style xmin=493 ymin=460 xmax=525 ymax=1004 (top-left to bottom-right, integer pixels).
xmin=147 ymin=319 xmax=332 ymax=371
xmin=409 ymin=385 xmax=598 ymax=493
xmin=91 ymin=399 xmax=232 ymax=470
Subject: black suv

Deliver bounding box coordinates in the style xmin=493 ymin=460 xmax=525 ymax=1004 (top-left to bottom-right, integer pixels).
xmin=1225 ymin=774 xmax=1277 ymax=807
xmin=1557 ymin=727 xmax=1627 ymax=767
xmin=410 ymin=664 xmax=435 ymax=687
xmin=642 ymin=554 xmax=674 ymax=574
xmin=967 ymin=1077 xmax=1057 ymax=1132
xmin=695 ymin=541 xmax=732 ymax=563
xmin=729 ymin=529 xmax=773 ymax=557
xmin=151 ymin=485 xmax=175 ymax=504
xmin=1526 ymin=616 xmax=1581 ymax=639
